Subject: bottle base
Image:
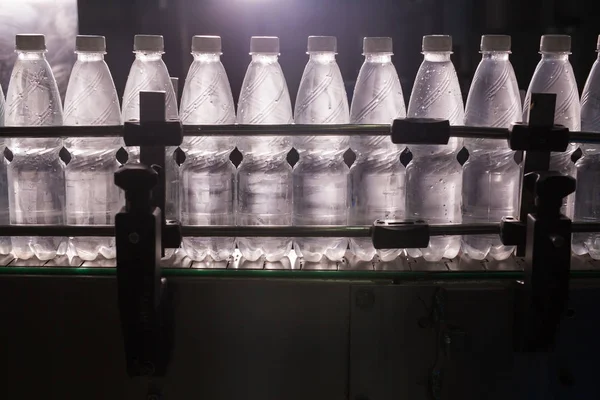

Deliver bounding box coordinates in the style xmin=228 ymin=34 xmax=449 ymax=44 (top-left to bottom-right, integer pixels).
xmin=462 ymin=235 xmax=514 ymax=261
xmin=349 ymin=238 xmax=403 ymax=262
xmin=11 ymin=236 xmax=66 ymax=261
xmin=237 ymin=237 xmax=292 ymax=262
xmin=68 ymin=237 xmax=116 ymax=261
xmin=183 ymin=237 xmax=235 ymax=262
xmin=406 ymin=236 xmax=461 ymax=262
xmin=294 ymin=238 xmax=347 ymax=262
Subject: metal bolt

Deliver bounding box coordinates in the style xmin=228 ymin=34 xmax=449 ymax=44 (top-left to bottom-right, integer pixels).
xmin=129 ymin=232 xmax=140 ymax=244
xmin=550 ymin=235 xmax=565 ymax=248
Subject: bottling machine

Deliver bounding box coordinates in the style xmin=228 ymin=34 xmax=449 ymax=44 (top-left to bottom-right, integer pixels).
xmin=1 ymin=89 xmax=600 ymax=400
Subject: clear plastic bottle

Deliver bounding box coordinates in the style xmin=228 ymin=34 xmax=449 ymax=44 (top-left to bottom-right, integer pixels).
xmin=122 ymin=35 xmax=179 ymax=221
xmin=179 ymin=36 xmax=236 ymax=263
xmin=63 ymin=35 xmax=123 ymax=261
xmin=293 ymin=36 xmax=349 ymax=263
xmin=236 ymin=36 xmax=293 ymax=262
xmin=349 ymin=37 xmax=406 ymax=262
xmin=523 ymin=35 xmax=580 ymax=217
xmin=406 ymin=35 xmax=464 ymax=262
xmin=5 ymin=34 xmax=65 ymax=260
xmin=0 ymin=82 xmax=9 ymax=255
xmin=462 ymin=35 xmax=522 ymax=261
xmin=573 ymin=35 xmax=600 ymax=259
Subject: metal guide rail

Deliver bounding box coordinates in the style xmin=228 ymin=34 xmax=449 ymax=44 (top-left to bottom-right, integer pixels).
xmin=0 ymin=120 xmax=597 ymax=142
xmin=2 ymin=91 xmax=600 ymax=382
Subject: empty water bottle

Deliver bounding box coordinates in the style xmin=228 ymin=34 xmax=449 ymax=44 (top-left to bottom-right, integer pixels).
xmin=523 ymin=35 xmax=580 ymax=217
xmin=179 ymin=36 xmax=236 ymax=264
xmin=462 ymin=35 xmax=522 ymax=261
xmin=122 ymin=35 xmax=179 ymax=221
xmin=293 ymin=36 xmax=349 ymax=264
xmin=63 ymin=35 xmax=122 ymax=261
xmin=0 ymin=82 xmax=8 ymax=255
xmin=237 ymin=36 xmax=293 ymax=262
xmin=406 ymin=35 xmax=464 ymax=262
xmin=349 ymin=37 xmax=406 ymax=262
xmin=574 ymin=35 xmax=600 ymax=259
xmin=5 ymin=34 xmax=65 ymax=260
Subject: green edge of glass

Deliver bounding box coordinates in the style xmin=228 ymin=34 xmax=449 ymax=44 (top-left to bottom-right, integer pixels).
xmin=0 ymin=266 xmax=598 ymax=281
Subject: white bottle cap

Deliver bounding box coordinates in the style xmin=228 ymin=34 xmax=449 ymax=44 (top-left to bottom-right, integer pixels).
xmin=480 ymin=35 xmax=511 ymax=52
xmin=250 ymin=36 xmax=279 ymax=54
xmin=307 ymin=36 xmax=337 ymax=53
xmin=134 ymin=35 xmax=164 ymax=52
xmin=597 ymin=34 xmax=600 ymax=51
xmin=540 ymin=34 xmax=571 ymax=53
xmin=76 ymin=35 xmax=106 ymax=52
xmin=15 ymin=34 xmax=46 ymax=51
xmin=191 ymin=35 xmax=221 ymax=53
xmin=422 ymin=35 xmax=452 ymax=52
xmin=363 ymin=37 xmax=393 ymax=54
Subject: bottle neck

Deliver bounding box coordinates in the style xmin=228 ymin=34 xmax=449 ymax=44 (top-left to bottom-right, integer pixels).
xmin=76 ymin=52 xmax=105 ymax=62
xmin=250 ymin=53 xmax=279 ymax=63
xmin=365 ymin=53 xmax=393 ymax=63
xmin=192 ymin=52 xmax=221 ymax=62
xmin=16 ymin=51 xmax=46 ymax=61
xmin=481 ymin=52 xmax=510 ymax=61
xmin=134 ymin=51 xmax=164 ymax=61
xmin=540 ymin=52 xmax=570 ymax=61
xmin=308 ymin=52 xmax=336 ymax=62
xmin=423 ymin=51 xmax=452 ymax=62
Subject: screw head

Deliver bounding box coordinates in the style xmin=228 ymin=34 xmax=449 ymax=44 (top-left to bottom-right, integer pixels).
xmin=550 ymin=235 xmax=565 ymax=248
xmin=129 ymin=232 xmax=140 ymax=244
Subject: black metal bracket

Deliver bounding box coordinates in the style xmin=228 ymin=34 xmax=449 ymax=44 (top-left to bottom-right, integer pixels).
xmin=123 ymin=91 xmax=183 ymax=253
xmin=372 ymin=219 xmax=430 ymax=249
xmin=515 ymin=93 xmax=563 ymax=256
xmin=514 ymin=171 xmax=576 ymax=352
xmin=391 ymin=118 xmax=450 ymax=145
xmin=115 ymin=164 xmax=173 ymax=378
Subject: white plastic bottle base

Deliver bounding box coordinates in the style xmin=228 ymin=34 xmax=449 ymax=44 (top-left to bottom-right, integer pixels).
xmin=237 ymin=237 xmax=292 ymax=263
xmin=350 ymin=238 xmax=402 ymax=262
xmin=183 ymin=237 xmax=235 ymax=262
xmin=12 ymin=237 xmax=66 ymax=261
xmin=69 ymin=237 xmax=116 ymax=261
xmin=294 ymin=238 xmax=347 ymax=263
xmin=462 ymin=235 xmax=515 ymax=261
xmin=406 ymin=236 xmax=461 ymax=262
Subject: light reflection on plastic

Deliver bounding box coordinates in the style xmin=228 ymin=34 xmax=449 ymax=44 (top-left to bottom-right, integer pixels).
xmin=0 ymin=0 xmax=77 ymax=96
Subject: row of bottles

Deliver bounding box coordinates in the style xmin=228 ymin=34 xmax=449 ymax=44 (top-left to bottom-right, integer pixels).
xmin=0 ymin=32 xmax=599 ymax=264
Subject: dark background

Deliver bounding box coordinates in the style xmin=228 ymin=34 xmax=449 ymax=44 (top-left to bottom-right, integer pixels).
xmin=78 ymin=0 xmax=600 ymax=106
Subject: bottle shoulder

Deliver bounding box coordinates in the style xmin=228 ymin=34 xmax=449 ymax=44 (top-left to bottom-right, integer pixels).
xmin=5 ymin=58 xmax=63 ymax=126
xmin=180 ymin=60 xmax=236 ymax=124
xmin=294 ymin=58 xmax=349 ymax=124
xmin=237 ymin=60 xmax=292 ymax=124
xmin=350 ymin=61 xmax=405 ymax=124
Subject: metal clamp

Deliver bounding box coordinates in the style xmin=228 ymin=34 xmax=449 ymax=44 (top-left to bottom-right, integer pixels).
xmin=514 ymin=171 xmax=576 ymax=352
xmin=391 ymin=117 xmax=450 ymax=145
xmin=123 ymin=91 xmax=183 ymax=252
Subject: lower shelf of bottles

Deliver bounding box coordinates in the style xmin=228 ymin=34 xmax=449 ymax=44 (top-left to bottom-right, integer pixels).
xmin=1 ymin=250 xmax=600 ymax=280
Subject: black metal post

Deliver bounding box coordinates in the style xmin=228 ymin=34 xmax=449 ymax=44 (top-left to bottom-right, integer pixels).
xmin=515 ymin=171 xmax=575 ymax=352
xmin=516 ymin=93 xmax=558 ymax=256
xmin=114 ymin=164 xmax=172 ymax=377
